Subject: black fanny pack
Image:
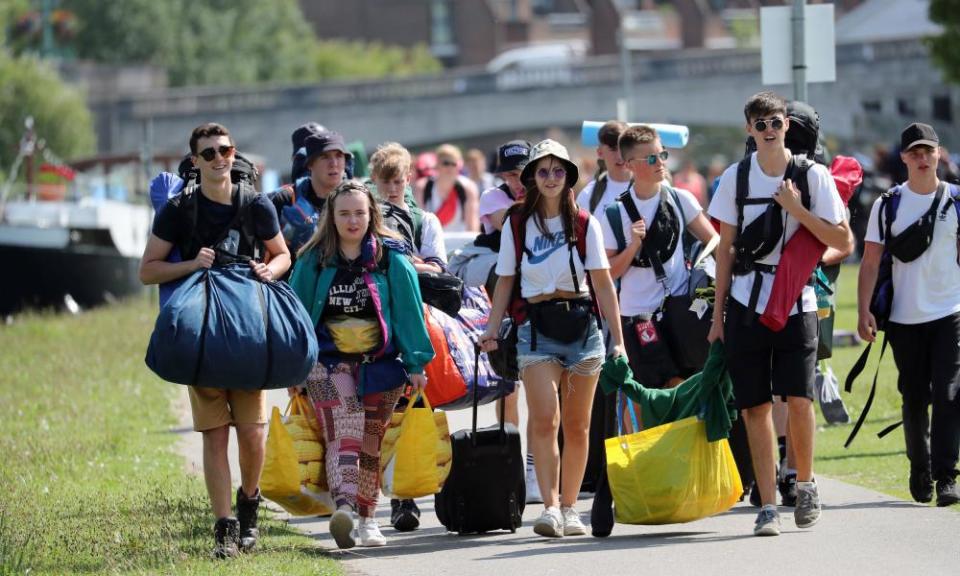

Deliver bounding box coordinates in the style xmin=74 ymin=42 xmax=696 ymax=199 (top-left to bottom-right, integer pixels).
xmin=733 ymin=201 xmax=784 ymax=276
xmin=886 ymin=185 xmax=947 ymax=263
xmin=529 ymin=298 xmax=593 ymax=344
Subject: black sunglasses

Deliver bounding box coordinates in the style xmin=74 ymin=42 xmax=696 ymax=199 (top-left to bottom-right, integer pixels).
xmin=197 ymin=145 xmax=235 ymax=162
xmin=753 ymin=117 xmax=784 ymax=132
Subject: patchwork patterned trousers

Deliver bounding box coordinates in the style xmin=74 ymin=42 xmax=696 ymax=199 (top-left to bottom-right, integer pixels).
xmin=305 ymin=362 xmax=402 ymax=518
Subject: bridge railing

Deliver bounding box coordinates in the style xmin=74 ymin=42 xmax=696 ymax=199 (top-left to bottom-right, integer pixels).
xmin=123 ymin=39 xmax=929 ymax=119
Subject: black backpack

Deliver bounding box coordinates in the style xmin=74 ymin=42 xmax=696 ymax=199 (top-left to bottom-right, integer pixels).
xmin=173 ymin=183 xmax=263 ymax=265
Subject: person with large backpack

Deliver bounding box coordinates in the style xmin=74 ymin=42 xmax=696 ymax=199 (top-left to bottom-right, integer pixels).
xmin=139 ymin=123 xmax=291 ymax=559
xmin=576 ymin=120 xmax=633 ymax=218
xmin=707 ymin=92 xmax=849 ymax=537
xmin=413 ymin=143 xmax=480 ymax=232
xmin=288 ymin=181 xmax=434 ymax=549
xmin=480 ymin=139 xmax=626 ymax=538
xmin=270 ymin=130 xmax=352 ymax=258
xmin=857 ymin=122 xmax=960 ymax=508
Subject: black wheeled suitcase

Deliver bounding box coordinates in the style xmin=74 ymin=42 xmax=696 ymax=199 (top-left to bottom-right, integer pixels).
xmin=435 ymin=344 xmax=525 ymax=534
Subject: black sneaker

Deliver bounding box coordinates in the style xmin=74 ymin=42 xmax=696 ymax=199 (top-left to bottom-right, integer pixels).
xmin=213 ymin=517 xmax=240 ymax=559
xmin=390 ymin=499 xmax=420 ymax=532
xmin=236 ymin=487 xmax=261 ymax=552
xmin=909 ymin=468 xmax=933 ymax=504
xmin=779 ymin=473 xmax=798 ymax=507
xmin=935 ymin=475 xmax=960 ymax=507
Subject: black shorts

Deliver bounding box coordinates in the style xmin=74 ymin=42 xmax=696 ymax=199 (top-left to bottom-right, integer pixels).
xmin=723 ymin=299 xmax=818 ymax=410
xmin=622 ymin=314 xmax=680 ymax=390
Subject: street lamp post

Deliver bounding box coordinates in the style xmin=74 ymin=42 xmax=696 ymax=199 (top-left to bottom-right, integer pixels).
xmin=792 ymin=0 xmax=807 ymax=102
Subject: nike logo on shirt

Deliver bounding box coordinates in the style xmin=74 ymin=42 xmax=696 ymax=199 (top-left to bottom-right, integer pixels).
xmin=527 ymin=232 xmax=567 ymax=264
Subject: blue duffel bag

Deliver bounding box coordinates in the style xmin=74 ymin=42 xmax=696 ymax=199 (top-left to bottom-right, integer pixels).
xmin=146 ymin=263 xmax=319 ymax=390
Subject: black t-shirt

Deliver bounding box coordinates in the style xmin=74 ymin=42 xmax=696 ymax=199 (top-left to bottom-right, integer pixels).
xmin=152 ymin=185 xmax=280 ymax=258
xmin=323 ymin=260 xmax=376 ymax=320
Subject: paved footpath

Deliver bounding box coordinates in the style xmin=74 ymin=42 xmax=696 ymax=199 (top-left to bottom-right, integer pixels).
xmin=174 ymin=388 xmax=959 ymax=576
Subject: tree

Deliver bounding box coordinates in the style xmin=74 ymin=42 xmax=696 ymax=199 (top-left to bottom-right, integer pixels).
xmin=928 ymin=0 xmax=960 ymax=83
xmin=0 ymin=53 xmax=95 ymax=175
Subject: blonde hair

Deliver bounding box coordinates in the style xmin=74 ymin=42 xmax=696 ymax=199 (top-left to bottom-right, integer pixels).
xmin=298 ymin=180 xmax=400 ymax=264
xmin=435 ymin=143 xmax=462 ymax=164
xmin=370 ymin=142 xmax=412 ymax=181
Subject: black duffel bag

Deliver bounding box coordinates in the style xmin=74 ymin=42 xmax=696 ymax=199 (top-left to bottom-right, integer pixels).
xmin=418 ymin=271 xmax=464 ymax=318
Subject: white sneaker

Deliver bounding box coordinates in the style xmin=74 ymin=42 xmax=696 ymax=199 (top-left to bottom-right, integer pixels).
xmin=525 ymin=464 xmax=543 ymax=504
xmin=329 ymin=506 xmax=356 ymax=549
xmin=533 ymin=506 xmax=564 ymax=537
xmin=561 ymin=506 xmax=587 ymax=536
xmin=355 ymin=517 xmax=387 ymax=547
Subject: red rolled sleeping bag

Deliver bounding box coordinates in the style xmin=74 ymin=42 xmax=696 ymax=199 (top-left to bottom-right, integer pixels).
xmin=758 ymin=156 xmax=863 ymax=332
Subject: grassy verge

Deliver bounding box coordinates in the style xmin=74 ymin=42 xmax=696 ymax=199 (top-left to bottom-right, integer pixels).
xmin=813 ymin=265 xmax=913 ymax=501
xmin=0 ymin=297 xmax=340 ymax=575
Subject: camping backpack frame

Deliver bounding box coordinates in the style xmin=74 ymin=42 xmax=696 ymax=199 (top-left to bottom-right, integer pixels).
xmin=843 ymin=181 xmax=960 ymax=448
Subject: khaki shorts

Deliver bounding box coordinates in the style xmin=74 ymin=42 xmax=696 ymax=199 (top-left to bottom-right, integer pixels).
xmin=188 ymin=386 xmax=268 ymax=432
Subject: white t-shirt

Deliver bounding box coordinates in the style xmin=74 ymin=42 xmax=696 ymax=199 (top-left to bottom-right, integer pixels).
xmin=496 ymin=213 xmax=610 ymax=298
xmin=708 ymin=153 xmax=845 ymax=315
xmin=478 ymin=185 xmax=517 ymax=234
xmin=418 ymin=210 xmax=447 ymax=264
xmin=601 ymin=186 xmax=702 ymax=316
xmin=577 ymin=175 xmax=632 ymax=219
xmin=864 ymin=182 xmax=960 ymax=324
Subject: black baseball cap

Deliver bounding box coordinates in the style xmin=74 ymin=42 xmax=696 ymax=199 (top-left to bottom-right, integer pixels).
xmin=291 ymin=122 xmax=326 ymax=155
xmin=901 ymin=122 xmax=939 ymax=151
xmin=495 ymin=140 xmax=531 ymax=173
xmin=304 ymin=131 xmax=352 ymax=164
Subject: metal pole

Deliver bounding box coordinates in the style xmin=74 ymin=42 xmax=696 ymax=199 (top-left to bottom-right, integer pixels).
xmin=41 ymin=0 xmax=54 ymax=58
xmin=792 ymin=0 xmax=807 ymax=102
xmin=618 ymin=13 xmax=633 ymax=121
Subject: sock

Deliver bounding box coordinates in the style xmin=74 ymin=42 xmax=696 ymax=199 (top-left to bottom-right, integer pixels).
xmin=526 ymin=453 xmax=535 ymax=468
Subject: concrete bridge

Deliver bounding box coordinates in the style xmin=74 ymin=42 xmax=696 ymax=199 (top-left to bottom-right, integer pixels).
xmin=92 ymin=38 xmax=958 ymax=173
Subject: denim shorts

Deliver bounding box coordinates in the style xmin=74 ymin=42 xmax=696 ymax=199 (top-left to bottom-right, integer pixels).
xmin=517 ymin=320 xmax=605 ymax=376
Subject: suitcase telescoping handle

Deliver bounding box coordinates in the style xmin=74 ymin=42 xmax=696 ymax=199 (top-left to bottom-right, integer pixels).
xmin=472 ymin=342 xmax=507 ymax=446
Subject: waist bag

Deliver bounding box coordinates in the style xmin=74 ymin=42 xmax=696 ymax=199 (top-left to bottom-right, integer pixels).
xmin=146 ymin=263 xmax=319 ymax=390
xmin=528 ymin=297 xmax=594 ymax=344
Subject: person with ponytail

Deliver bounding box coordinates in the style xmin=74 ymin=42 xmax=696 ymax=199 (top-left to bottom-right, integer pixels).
xmin=288 ymin=181 xmax=434 ymax=550
xmin=480 ymin=139 xmax=625 ymax=538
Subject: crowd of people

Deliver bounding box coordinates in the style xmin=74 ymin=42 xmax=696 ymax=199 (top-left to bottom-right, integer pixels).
xmin=139 ymin=90 xmax=960 ymax=559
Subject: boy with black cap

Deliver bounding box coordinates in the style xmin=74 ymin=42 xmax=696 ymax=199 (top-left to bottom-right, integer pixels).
xmin=858 ymin=122 xmax=960 ymax=507
xmin=271 ymin=130 xmax=352 ymax=256
xmin=707 ymin=91 xmax=849 ymax=536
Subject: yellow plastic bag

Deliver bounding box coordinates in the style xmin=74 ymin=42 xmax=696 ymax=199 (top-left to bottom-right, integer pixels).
xmin=380 ymin=391 xmax=451 ymax=498
xmin=261 ymin=397 xmax=334 ymax=516
xmin=605 ymin=416 xmax=742 ymax=525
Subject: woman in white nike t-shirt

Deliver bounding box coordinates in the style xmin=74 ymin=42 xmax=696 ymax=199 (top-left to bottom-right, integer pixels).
xmin=480 ymin=139 xmax=625 ymax=539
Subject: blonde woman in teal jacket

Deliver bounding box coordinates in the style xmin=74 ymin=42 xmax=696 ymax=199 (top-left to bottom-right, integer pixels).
xmin=288 ymin=180 xmax=434 ymax=550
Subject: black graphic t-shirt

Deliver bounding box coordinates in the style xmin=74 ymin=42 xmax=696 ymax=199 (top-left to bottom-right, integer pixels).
xmin=323 ymin=262 xmax=376 ymax=320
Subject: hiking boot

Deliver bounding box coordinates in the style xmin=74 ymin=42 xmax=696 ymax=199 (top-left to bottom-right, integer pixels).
xmin=525 ymin=463 xmax=543 ymax=504
xmin=909 ymin=468 xmax=933 ymax=504
xmin=356 ymin=517 xmax=387 ymax=547
xmin=779 ymin=473 xmax=798 ymax=507
xmin=329 ymin=506 xmax=356 ymax=550
xmin=935 ymin=475 xmax=960 ymax=507
xmin=561 ymin=507 xmax=587 ymax=536
xmin=533 ymin=506 xmax=564 ymax=538
xmin=212 ymin=517 xmax=241 ymax=559
xmin=235 ymin=487 xmax=261 ymax=552
xmin=794 ymin=480 xmax=821 ymax=528
xmin=390 ymin=498 xmax=420 ymax=532
xmin=753 ymin=505 xmax=780 ymax=537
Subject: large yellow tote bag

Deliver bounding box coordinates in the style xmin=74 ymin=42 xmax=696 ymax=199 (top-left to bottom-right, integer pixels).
xmin=381 ymin=391 xmax=452 ymax=499
xmin=605 ymin=416 xmax=742 ymax=525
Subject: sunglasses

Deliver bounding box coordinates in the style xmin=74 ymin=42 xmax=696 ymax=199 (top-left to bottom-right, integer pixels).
xmin=753 ymin=117 xmax=784 ymax=132
xmin=639 ymin=150 xmax=669 ymax=166
xmin=535 ymin=167 xmax=567 ymax=181
xmin=197 ymin=145 xmax=235 ymax=162
xmin=439 ymin=160 xmax=458 ymax=168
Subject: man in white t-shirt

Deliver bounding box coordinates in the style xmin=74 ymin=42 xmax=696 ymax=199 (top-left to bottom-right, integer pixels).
xmin=577 ymin=120 xmax=633 ymax=218
xmin=707 ymin=91 xmax=848 ymax=537
xmin=858 ymin=122 xmax=960 ymax=507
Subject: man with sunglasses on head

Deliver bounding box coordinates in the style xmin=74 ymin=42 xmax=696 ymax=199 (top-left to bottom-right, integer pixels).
xmin=140 ymin=122 xmax=291 ymax=559
xmin=707 ymin=92 xmax=848 ymax=536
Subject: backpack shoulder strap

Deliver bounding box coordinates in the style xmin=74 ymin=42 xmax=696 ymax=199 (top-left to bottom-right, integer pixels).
xmin=454 ymin=179 xmax=467 ymax=206
xmin=735 ymin=155 xmax=751 ymax=236
xmin=620 ymin=187 xmax=643 ymax=224
xmin=793 ymin=155 xmax=812 ymax=210
xmin=574 ymin=207 xmax=590 ymax=262
xmin=879 ymin=186 xmax=900 ymax=243
xmin=423 ymin=178 xmax=435 ymax=206
xmin=605 ymin=201 xmax=626 ymax=252
xmin=409 ymin=204 xmax=425 ymax=251
xmin=665 ymin=184 xmax=686 ymax=227
xmin=589 ymin=173 xmax=608 ymax=213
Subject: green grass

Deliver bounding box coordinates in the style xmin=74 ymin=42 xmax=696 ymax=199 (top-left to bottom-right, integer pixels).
xmin=813 ymin=265 xmax=912 ymax=501
xmin=0 ymin=298 xmax=340 ymax=575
